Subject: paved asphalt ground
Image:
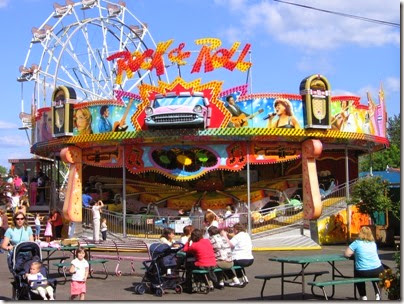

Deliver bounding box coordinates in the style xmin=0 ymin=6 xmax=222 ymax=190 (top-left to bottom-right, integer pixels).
xmin=0 ymin=244 xmax=397 ymax=302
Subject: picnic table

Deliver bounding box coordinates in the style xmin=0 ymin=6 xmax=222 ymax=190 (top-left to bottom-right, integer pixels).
xmin=42 ymin=244 xmax=96 ymax=271
xmin=267 ymin=253 xmax=352 ymax=299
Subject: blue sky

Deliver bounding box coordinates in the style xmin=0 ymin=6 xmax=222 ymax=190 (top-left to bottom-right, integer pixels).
xmin=0 ymin=0 xmax=400 ymax=169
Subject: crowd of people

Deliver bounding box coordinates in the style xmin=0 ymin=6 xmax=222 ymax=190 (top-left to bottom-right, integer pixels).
xmin=0 ymin=172 xmax=386 ymax=300
xmin=0 ymin=170 xmax=49 ymax=212
xmin=155 ymin=207 xmax=254 ymax=292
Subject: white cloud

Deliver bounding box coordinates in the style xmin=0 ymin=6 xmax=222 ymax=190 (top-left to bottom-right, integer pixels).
xmin=215 ymin=0 xmax=399 ymax=50
xmin=384 ymin=77 xmax=400 ymax=93
xmin=0 ymin=120 xmax=18 ymax=129
xmin=0 ymin=135 xmax=30 ymax=147
xmin=0 ymin=0 xmax=9 ymax=8
xmin=332 ymin=89 xmax=357 ymax=97
xmin=334 ymin=76 xmax=400 ymax=106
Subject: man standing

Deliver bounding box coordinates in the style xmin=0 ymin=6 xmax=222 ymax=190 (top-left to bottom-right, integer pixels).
xmin=98 ymin=105 xmax=112 ymax=133
xmin=92 ymin=200 xmax=104 ymax=243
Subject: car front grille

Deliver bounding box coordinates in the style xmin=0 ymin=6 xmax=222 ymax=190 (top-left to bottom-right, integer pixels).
xmin=153 ymin=113 xmax=198 ymax=123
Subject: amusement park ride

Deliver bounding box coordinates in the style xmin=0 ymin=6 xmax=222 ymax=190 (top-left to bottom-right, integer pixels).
xmin=15 ymin=0 xmax=388 ymax=240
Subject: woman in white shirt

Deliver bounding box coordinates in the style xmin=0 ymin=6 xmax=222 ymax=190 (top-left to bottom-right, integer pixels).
xmin=221 ymin=223 xmax=254 ymax=287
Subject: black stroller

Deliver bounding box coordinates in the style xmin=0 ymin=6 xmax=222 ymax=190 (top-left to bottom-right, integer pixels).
xmin=134 ymin=243 xmax=184 ymax=297
xmin=8 ymin=241 xmax=57 ymax=300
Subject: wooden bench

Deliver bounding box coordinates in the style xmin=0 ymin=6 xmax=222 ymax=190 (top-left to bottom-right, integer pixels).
xmin=255 ymin=270 xmax=329 ymax=299
xmin=53 ymin=259 xmax=109 ymax=282
xmin=87 ymin=239 xmax=150 ymax=276
xmin=308 ymin=277 xmax=381 ymax=300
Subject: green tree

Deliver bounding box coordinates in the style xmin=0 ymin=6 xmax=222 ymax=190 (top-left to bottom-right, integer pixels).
xmin=0 ymin=165 xmax=7 ymax=176
xmin=350 ymin=176 xmax=393 ymax=223
xmin=359 ymin=115 xmax=400 ymax=172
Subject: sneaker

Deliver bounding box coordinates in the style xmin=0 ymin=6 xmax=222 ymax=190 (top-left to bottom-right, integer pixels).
xmin=360 ymin=296 xmax=368 ymax=300
xmin=375 ymin=294 xmax=381 ymax=301
xmin=228 ymin=282 xmax=242 ymax=287
xmin=208 ymin=280 xmax=214 ymax=290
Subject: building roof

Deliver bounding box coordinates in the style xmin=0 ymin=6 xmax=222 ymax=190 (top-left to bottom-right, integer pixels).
xmin=359 ymin=168 xmax=400 ymax=187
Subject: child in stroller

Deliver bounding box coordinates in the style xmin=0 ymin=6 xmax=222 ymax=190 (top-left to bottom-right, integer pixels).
xmin=25 ymin=261 xmax=55 ymax=300
xmin=9 ymin=241 xmax=57 ymax=300
xmin=135 ymin=242 xmax=184 ymax=297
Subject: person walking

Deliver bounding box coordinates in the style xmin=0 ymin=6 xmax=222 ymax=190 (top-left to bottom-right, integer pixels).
xmin=344 ymin=226 xmax=384 ymax=300
xmin=69 ymin=247 xmax=89 ymax=301
xmin=1 ymin=211 xmax=34 ymax=272
xmin=92 ymin=200 xmax=104 ymax=243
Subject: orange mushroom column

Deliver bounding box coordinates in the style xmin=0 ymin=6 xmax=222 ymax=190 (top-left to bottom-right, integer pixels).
xmin=60 ymin=147 xmax=83 ymax=222
xmin=302 ymin=139 xmax=323 ymax=242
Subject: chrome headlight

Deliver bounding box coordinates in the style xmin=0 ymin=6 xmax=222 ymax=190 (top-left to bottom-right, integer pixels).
xmin=193 ymin=105 xmax=203 ymax=113
xmin=145 ymin=107 xmax=153 ymax=115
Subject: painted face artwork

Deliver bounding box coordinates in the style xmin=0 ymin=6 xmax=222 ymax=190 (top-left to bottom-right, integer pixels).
xmin=275 ymin=103 xmax=286 ymax=115
xmin=75 ymin=110 xmax=88 ymax=131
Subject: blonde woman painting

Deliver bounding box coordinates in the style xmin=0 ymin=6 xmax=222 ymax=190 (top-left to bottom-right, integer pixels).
xmin=74 ymin=108 xmax=93 ymax=135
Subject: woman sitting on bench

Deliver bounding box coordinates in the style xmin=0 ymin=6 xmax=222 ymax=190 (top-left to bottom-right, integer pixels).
xmin=344 ymin=226 xmax=384 ymax=301
xmin=221 ymin=223 xmax=254 ymax=287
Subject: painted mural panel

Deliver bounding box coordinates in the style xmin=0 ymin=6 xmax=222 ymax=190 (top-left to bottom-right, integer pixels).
xmin=219 ymin=91 xmax=304 ymax=129
xmin=318 ymin=205 xmax=371 ymax=244
xmin=72 ymin=97 xmax=140 ymax=135
xmin=35 ymin=108 xmax=52 ymax=144
xmin=330 ymin=93 xmax=386 ymax=137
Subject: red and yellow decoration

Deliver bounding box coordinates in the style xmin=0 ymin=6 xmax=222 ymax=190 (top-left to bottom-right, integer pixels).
xmin=107 ymin=38 xmax=251 ymax=84
xmin=132 ymin=77 xmax=231 ymax=130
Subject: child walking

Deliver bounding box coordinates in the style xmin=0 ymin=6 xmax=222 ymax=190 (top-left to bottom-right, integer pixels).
xmin=44 ymin=216 xmax=52 ymax=243
xmin=34 ymin=213 xmax=43 ymax=242
xmin=69 ymin=247 xmax=89 ymax=300
xmin=25 ymin=261 xmax=55 ymax=300
xmin=101 ymin=218 xmax=107 ymax=241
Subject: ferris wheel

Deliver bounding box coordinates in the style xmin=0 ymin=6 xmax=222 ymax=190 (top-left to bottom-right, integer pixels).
xmin=18 ymin=0 xmax=170 ymax=112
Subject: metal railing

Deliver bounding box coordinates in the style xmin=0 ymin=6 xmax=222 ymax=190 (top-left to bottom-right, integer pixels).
xmin=83 ymin=207 xmax=206 ymax=239
xmin=82 ymin=178 xmax=360 ymax=239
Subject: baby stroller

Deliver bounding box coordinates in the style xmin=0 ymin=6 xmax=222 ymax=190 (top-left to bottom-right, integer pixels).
xmin=9 ymin=241 xmax=57 ymax=300
xmin=134 ymin=242 xmax=184 ymax=297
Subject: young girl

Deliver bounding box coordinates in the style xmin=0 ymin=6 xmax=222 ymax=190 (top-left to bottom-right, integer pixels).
xmin=44 ymin=216 xmax=52 ymax=243
xmin=100 ymin=218 xmax=107 ymax=241
xmin=159 ymin=228 xmax=176 ymax=246
xmin=34 ymin=213 xmax=43 ymax=242
xmin=25 ymin=261 xmax=55 ymax=300
xmin=180 ymin=225 xmax=194 ymax=245
xmin=69 ymin=247 xmax=89 ymax=300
